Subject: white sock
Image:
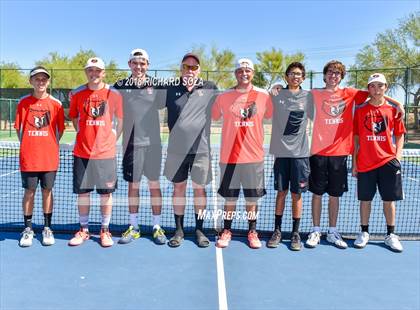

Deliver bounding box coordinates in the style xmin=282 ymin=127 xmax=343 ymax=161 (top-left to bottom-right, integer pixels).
xmin=313 ymin=226 xmax=321 ymax=232
xmin=101 ymin=214 xmax=111 ymax=227
xmin=129 ymin=213 xmax=138 ymax=228
xmin=328 ymin=227 xmax=337 ymax=233
xmin=152 ymin=215 xmax=161 ymax=228
xmin=79 ymin=215 xmax=89 ymax=228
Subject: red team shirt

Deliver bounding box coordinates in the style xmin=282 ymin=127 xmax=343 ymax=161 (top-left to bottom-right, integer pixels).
xmin=311 ymin=87 xmax=369 ymax=156
xmin=14 ymin=94 xmax=65 ymax=172
xmin=69 ymin=84 xmax=123 ymax=159
xmin=212 ymin=87 xmax=273 ymax=164
xmin=353 ymin=100 xmax=406 ymax=172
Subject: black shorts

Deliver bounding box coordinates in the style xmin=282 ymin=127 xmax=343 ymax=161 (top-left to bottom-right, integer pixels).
xmin=73 ymin=156 xmax=117 ymax=195
xmin=357 ymin=159 xmax=403 ymax=201
xmin=218 ymin=162 xmax=266 ymax=202
xmin=273 ymin=157 xmax=310 ymax=194
xmin=164 ymin=153 xmax=212 ymax=185
xmin=309 ymin=155 xmax=348 ymax=197
xmin=21 ymin=171 xmax=56 ymax=190
xmin=123 ymin=144 xmax=162 ymax=182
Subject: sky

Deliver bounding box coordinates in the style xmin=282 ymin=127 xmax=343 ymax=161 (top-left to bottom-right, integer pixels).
xmin=0 ymin=0 xmax=419 ymax=72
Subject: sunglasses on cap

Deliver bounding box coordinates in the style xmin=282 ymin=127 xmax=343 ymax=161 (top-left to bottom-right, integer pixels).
xmin=182 ymin=64 xmax=200 ymax=71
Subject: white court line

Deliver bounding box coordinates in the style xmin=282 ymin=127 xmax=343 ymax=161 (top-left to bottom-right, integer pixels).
xmin=216 ymin=247 xmax=228 ymax=310
xmin=0 ymin=169 xmax=19 ymax=177
xmin=211 ymin=158 xmax=228 ymax=310
xmin=408 ymin=177 xmax=419 ymax=182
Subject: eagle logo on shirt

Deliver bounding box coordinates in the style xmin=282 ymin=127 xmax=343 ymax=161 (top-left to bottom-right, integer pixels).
xmin=364 ymin=114 xmax=387 ymax=134
xmin=231 ymin=102 xmax=257 ymax=120
xmin=322 ymin=97 xmax=346 ymax=117
xmin=28 ymin=109 xmax=51 ymax=129
xmin=84 ymin=98 xmax=107 ymax=119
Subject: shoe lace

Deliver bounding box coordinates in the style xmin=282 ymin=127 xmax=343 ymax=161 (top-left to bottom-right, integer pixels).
xmin=122 ymin=227 xmax=133 ymax=237
xmin=154 ymin=228 xmax=165 ymax=237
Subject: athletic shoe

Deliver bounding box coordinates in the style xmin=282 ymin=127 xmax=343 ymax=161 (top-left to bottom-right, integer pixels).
xmin=326 ymin=230 xmax=348 ymax=249
xmin=267 ymin=229 xmax=282 ymax=248
xmin=118 ymin=225 xmax=140 ymax=244
xmin=385 ymin=233 xmax=403 ymax=252
xmin=354 ymin=232 xmax=370 ymax=249
xmin=152 ymin=226 xmax=167 ymax=245
xmin=19 ymin=227 xmax=34 ymax=247
xmin=305 ymin=231 xmax=321 ymax=248
xmin=290 ymin=232 xmax=302 ymax=251
xmin=68 ymin=228 xmax=90 ymax=246
xmin=42 ymin=227 xmax=55 ymax=246
xmin=248 ymin=231 xmax=262 ymax=249
xmin=216 ymin=229 xmax=232 ymax=248
xmin=100 ymin=229 xmax=114 ymax=247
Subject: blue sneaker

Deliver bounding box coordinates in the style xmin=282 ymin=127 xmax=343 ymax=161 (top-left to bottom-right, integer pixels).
xmin=118 ymin=225 xmax=140 ymax=244
xmin=152 ymin=226 xmax=167 ymax=245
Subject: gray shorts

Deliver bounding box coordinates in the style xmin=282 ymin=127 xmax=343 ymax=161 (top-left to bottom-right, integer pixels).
xmin=164 ymin=152 xmax=212 ymax=185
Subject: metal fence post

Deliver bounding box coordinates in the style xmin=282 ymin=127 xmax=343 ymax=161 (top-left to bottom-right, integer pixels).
xmin=8 ymin=99 xmax=12 ymax=137
xmin=309 ymin=71 xmax=313 ymax=89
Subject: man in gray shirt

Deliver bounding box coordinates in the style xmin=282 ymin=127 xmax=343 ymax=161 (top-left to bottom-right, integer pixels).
xmin=268 ymin=62 xmax=313 ymax=250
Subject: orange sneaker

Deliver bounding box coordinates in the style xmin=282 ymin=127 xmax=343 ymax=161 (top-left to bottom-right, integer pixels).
xmin=216 ymin=229 xmax=232 ymax=248
xmin=68 ymin=228 xmax=90 ymax=246
xmin=100 ymin=229 xmax=114 ymax=247
xmin=248 ymin=230 xmax=261 ymax=249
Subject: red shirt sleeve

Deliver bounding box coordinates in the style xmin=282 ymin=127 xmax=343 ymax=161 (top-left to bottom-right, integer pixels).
xmin=353 ymin=89 xmax=369 ymax=105
xmin=353 ymin=109 xmax=360 ymax=136
xmin=57 ymin=103 xmax=65 ymax=135
xmin=14 ymin=101 xmax=22 ymax=130
xmin=68 ymin=90 xmax=78 ymax=119
xmin=264 ymin=95 xmax=273 ymax=119
xmin=211 ymin=96 xmax=222 ymax=120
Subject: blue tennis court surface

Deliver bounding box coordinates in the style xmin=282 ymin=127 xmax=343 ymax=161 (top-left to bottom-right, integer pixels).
xmin=1 ymin=232 xmax=419 ymax=310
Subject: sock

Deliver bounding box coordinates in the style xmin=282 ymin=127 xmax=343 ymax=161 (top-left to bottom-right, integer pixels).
xmin=43 ymin=213 xmax=52 ymax=228
xmin=195 ymin=213 xmax=204 ymax=231
xmin=292 ymin=218 xmax=301 ymax=233
xmin=79 ymin=215 xmax=89 ymax=228
xmin=248 ymin=220 xmax=257 ymax=232
xmin=152 ymin=215 xmax=161 ymax=228
xmin=361 ymin=225 xmax=369 ymax=233
xmin=313 ymin=226 xmax=321 ymax=232
xmin=274 ymin=215 xmax=282 ymax=231
xmin=101 ymin=214 xmax=111 ymax=229
xmin=174 ymin=214 xmax=184 ymax=232
xmin=387 ymin=225 xmax=395 ymax=235
xmin=328 ymin=227 xmax=337 ymax=234
xmin=24 ymin=215 xmax=33 ymax=229
xmin=129 ymin=213 xmax=138 ymax=228
xmin=224 ymin=219 xmax=232 ymax=230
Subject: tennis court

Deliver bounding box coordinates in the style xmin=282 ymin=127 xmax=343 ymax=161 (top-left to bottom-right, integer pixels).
xmin=1 ymin=142 xmax=419 ymax=310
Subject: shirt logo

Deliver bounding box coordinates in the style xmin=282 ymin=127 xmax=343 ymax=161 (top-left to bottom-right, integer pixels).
xmin=231 ymin=102 xmax=257 ymax=120
xmin=322 ymin=97 xmax=346 ymax=117
xmin=84 ymin=96 xmax=107 ymax=119
xmin=364 ymin=114 xmax=387 ymax=134
xmin=146 ymin=87 xmax=153 ymax=95
xmin=28 ymin=108 xmax=50 ymax=129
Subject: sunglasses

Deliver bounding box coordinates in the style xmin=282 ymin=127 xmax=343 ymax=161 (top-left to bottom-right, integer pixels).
xmin=182 ymin=64 xmax=200 ymax=71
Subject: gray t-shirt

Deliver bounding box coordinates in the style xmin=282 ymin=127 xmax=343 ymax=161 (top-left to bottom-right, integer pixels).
xmin=269 ymin=87 xmax=314 ymax=157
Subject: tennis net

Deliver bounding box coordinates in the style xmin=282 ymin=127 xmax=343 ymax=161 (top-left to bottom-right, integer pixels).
xmin=0 ymin=141 xmax=419 ymax=239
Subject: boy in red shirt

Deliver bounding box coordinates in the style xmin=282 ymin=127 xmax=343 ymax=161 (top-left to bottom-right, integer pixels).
xmin=68 ymin=57 xmax=123 ymax=247
xmin=14 ymin=66 xmax=65 ymax=247
xmin=352 ymin=73 xmax=405 ymax=252
xmin=212 ymin=58 xmax=273 ymax=249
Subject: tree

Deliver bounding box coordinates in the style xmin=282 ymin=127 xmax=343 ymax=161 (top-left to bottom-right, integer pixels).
xmin=253 ymin=47 xmax=305 ymax=89
xmin=348 ymin=13 xmax=420 ymax=128
xmin=0 ymin=62 xmax=28 ymax=88
xmin=36 ymin=48 xmax=128 ymax=88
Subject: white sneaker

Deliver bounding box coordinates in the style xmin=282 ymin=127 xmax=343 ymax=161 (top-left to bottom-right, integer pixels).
xmin=326 ymin=230 xmax=348 ymax=249
xmin=385 ymin=233 xmax=403 ymax=252
xmin=42 ymin=227 xmax=55 ymax=246
xmin=306 ymin=231 xmax=321 ymax=248
xmin=19 ymin=227 xmax=34 ymax=247
xmin=354 ymin=232 xmax=370 ymax=249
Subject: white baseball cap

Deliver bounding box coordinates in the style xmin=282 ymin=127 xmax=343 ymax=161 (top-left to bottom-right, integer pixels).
xmin=30 ymin=66 xmax=50 ymax=78
xmin=368 ymin=73 xmax=387 ymax=85
xmin=129 ymin=48 xmax=149 ymax=62
xmin=235 ymin=58 xmax=254 ymax=71
xmin=84 ymin=57 xmax=105 ymax=70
